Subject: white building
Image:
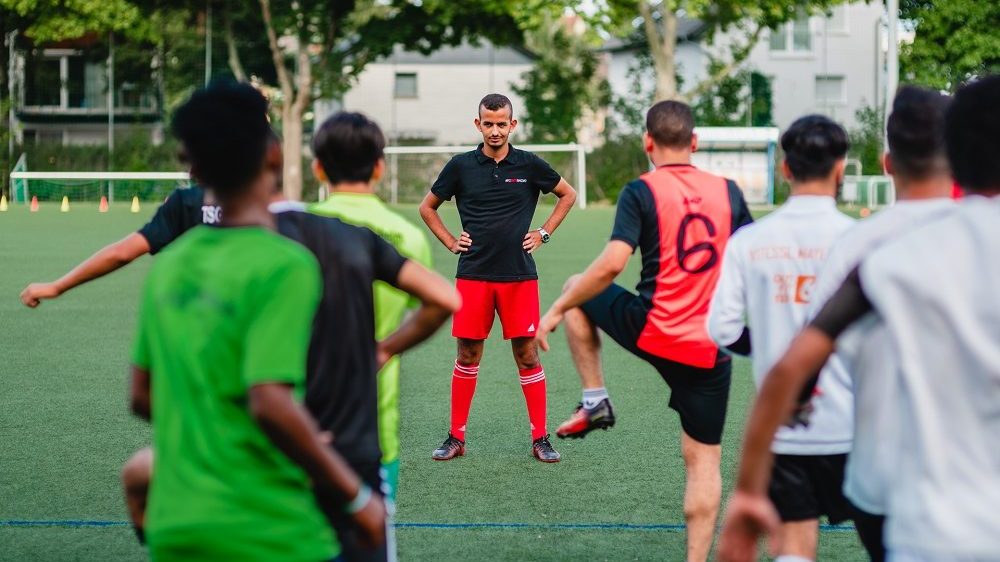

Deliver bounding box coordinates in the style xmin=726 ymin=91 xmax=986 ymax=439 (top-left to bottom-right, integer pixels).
xmin=604 ymin=2 xmax=888 ymax=131
xmin=340 ymin=42 xmax=534 ymax=145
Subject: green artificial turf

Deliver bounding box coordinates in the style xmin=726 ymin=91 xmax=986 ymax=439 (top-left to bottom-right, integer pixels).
xmin=0 ymin=202 xmax=869 ymax=561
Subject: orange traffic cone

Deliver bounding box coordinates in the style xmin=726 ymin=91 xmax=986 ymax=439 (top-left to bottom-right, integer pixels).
xmin=99 ymin=196 xmax=109 ymax=213
xmin=30 ymin=196 xmax=39 ymax=212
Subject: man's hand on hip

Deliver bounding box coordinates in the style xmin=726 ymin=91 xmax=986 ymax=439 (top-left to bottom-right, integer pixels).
xmin=450 ymin=231 xmax=472 ymax=254
xmin=523 ymin=230 xmax=543 ymax=254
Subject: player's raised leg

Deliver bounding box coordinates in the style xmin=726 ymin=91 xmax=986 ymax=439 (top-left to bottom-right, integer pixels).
xmin=555 ymin=274 xmax=615 ymax=438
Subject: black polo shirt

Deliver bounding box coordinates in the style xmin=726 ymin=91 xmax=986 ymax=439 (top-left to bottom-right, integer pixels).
xmin=431 ymin=143 xmax=561 ymax=281
xmin=138 ymin=186 xmax=221 ymax=254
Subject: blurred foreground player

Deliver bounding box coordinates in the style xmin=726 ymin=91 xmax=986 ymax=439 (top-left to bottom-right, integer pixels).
xmin=536 ymin=100 xmax=752 ymax=562
xmin=126 ymin=82 xmax=383 ymax=561
xmin=707 ymin=115 xmax=855 ymax=562
xmin=718 ymin=76 xmax=1000 ymax=562
xmin=310 ymin=112 xmax=435 ymax=501
xmin=801 ymin=86 xmax=954 ymax=562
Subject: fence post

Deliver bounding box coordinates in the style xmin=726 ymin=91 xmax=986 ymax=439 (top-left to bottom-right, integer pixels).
xmin=576 ymin=144 xmax=587 ymax=209
xmin=389 ymin=152 xmax=398 ymax=205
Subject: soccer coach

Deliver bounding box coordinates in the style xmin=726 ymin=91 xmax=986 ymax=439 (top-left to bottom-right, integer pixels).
xmin=419 ymin=93 xmax=577 ymax=463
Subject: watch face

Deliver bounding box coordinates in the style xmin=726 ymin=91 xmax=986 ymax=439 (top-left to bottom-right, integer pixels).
xmin=541 ymin=232 xmax=550 ymax=243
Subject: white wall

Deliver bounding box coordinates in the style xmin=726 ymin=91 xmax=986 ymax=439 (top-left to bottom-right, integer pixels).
xmin=343 ymin=62 xmax=532 ymax=145
xmin=746 ymin=2 xmax=884 ymax=130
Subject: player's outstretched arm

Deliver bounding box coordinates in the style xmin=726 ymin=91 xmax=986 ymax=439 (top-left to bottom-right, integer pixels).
xmin=536 ymin=241 xmax=631 ymax=351
xmin=249 ymin=383 xmax=386 ymax=547
xmin=21 ymin=233 xmax=151 ymax=308
xmin=418 ymin=192 xmax=470 ymax=254
xmin=523 ymin=180 xmax=577 ymax=254
xmin=377 ymin=261 xmax=461 ymax=368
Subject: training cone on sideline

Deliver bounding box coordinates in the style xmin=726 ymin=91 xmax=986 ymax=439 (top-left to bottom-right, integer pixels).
xmin=30 ymin=196 xmax=39 ymax=212
xmin=60 ymin=196 xmax=70 ymax=213
xmin=99 ymin=196 xmax=109 ymax=213
xmin=0 ymin=194 xmax=8 ymax=212
xmin=130 ymin=196 xmax=140 ymax=213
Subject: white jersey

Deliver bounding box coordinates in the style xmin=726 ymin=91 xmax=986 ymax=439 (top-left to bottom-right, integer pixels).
xmin=809 ymin=198 xmax=956 ymax=514
xmin=707 ymin=195 xmax=855 ymax=454
xmin=860 ymin=195 xmax=1000 ymax=559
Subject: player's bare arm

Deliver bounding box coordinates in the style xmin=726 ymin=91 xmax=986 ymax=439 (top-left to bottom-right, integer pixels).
xmin=536 ymin=241 xmax=632 ymax=351
xmin=523 ymin=180 xmax=577 ymax=254
xmin=248 ymin=382 xmax=387 ymax=547
xmin=128 ymin=365 xmax=152 ymax=421
xmin=20 ymin=232 xmax=151 ymax=308
xmin=376 ymin=260 xmax=462 ymax=368
xmin=419 ymin=191 xmax=471 ymax=254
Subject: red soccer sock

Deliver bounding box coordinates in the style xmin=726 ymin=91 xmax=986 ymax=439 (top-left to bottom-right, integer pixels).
xmin=519 ymin=365 xmax=548 ymax=440
xmin=450 ymin=361 xmax=479 ymax=442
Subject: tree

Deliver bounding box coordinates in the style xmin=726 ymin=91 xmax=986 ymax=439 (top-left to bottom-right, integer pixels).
xmin=693 ymin=69 xmax=773 ymax=126
xmin=512 ymin=14 xmax=608 ymax=143
xmin=900 ymin=0 xmax=1000 ymax=92
xmin=248 ymin=0 xmax=562 ymax=199
xmin=593 ymin=0 xmax=841 ymax=102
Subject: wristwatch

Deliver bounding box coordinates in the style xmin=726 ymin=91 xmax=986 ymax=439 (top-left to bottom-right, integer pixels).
xmin=537 ymin=227 xmax=551 ymax=243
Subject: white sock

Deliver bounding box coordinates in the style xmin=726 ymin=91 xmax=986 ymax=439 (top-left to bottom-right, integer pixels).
xmin=774 ymin=556 xmax=813 ymax=562
xmin=582 ymin=387 xmax=609 ymax=409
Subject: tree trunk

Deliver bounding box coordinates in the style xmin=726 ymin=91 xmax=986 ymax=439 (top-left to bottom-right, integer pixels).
xmin=222 ymin=0 xmax=247 ymax=81
xmin=639 ymin=1 xmax=680 ymax=101
xmin=281 ymin=105 xmax=303 ymax=200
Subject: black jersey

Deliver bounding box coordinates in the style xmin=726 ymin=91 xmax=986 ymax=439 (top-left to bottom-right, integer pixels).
xmin=274 ymin=208 xmax=408 ymax=466
xmin=430 ymin=144 xmax=561 ymax=281
xmin=138 ymin=186 xmax=221 ymax=254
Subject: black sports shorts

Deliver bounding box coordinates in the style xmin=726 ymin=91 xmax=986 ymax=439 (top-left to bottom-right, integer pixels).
xmin=580 ymin=283 xmax=732 ymax=445
xmin=769 ymin=453 xmax=851 ymax=524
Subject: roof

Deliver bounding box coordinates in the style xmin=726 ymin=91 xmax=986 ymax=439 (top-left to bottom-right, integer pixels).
xmin=601 ymin=17 xmax=707 ymax=52
xmin=386 ymin=40 xmax=535 ymax=65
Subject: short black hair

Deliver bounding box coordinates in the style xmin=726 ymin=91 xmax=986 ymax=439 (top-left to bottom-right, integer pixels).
xmin=172 ymin=81 xmax=271 ymax=198
xmin=887 ymin=86 xmax=951 ymax=179
xmin=479 ymin=93 xmax=513 ymax=119
xmin=946 ymin=75 xmax=1000 ymax=193
xmin=646 ymin=101 xmax=695 ymax=149
xmin=311 ymin=112 xmax=386 ymax=184
xmin=781 ymin=115 xmax=849 ymax=181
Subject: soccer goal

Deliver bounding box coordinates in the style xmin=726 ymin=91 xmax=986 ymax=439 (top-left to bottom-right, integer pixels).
xmin=372 ymin=144 xmax=588 ymax=208
xmin=8 ymin=168 xmax=191 ymax=205
xmin=842 ymin=175 xmax=896 ymax=208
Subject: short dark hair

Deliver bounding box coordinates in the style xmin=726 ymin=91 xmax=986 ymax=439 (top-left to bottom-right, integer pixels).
xmin=311 ymin=112 xmax=386 ymax=184
xmin=946 ymin=75 xmax=1000 ymax=193
xmin=781 ymin=115 xmax=849 ymax=181
xmin=172 ymin=81 xmax=271 ymax=198
xmin=646 ymin=101 xmax=695 ymax=148
xmin=479 ymin=93 xmax=513 ymax=119
xmin=887 ymin=86 xmax=951 ymax=179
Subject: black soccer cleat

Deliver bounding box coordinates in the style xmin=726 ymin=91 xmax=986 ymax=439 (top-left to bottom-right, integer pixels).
xmin=431 ymin=433 xmax=466 ymax=461
xmin=531 ymin=435 xmax=561 ymax=463
xmin=555 ymin=398 xmax=616 ymax=439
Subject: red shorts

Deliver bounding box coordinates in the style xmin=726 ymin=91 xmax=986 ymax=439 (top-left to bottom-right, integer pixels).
xmin=453 ymin=279 xmax=540 ymax=340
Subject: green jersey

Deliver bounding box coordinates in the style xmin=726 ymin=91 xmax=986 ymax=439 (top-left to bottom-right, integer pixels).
xmin=132 ymin=225 xmax=336 ymax=562
xmin=311 ymin=193 xmax=432 ymax=465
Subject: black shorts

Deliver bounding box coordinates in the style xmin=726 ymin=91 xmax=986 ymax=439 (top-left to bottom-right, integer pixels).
xmin=580 ymin=283 xmax=732 ymax=445
xmin=768 ymin=453 xmax=851 ymax=524
xmin=850 ymin=501 xmax=886 ymax=562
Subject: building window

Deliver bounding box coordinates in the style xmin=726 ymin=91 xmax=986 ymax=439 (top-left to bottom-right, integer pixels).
xmin=394 ymin=73 xmax=417 ymax=99
xmin=769 ymin=14 xmax=812 ymax=52
xmin=816 ymin=75 xmax=846 ymax=105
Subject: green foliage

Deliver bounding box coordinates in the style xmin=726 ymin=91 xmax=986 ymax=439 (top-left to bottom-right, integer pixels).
xmin=587 ymin=135 xmax=649 ymax=202
xmin=513 ymin=15 xmax=609 ymax=143
xmin=19 ymin=133 xmax=181 ymax=173
xmin=0 ymin=0 xmax=145 ymax=42
xmin=900 ymin=0 xmax=1000 ymax=91
xmin=847 ymin=104 xmax=884 ymax=175
xmin=693 ymin=70 xmax=773 ymax=127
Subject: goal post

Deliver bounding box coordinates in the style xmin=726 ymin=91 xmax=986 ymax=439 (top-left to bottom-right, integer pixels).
xmin=8 ymin=170 xmax=191 ymax=204
xmin=377 ymin=144 xmax=588 ymax=208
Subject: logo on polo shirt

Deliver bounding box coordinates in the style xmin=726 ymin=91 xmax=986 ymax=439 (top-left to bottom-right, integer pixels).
xmin=505 ymin=178 xmax=528 ymax=183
